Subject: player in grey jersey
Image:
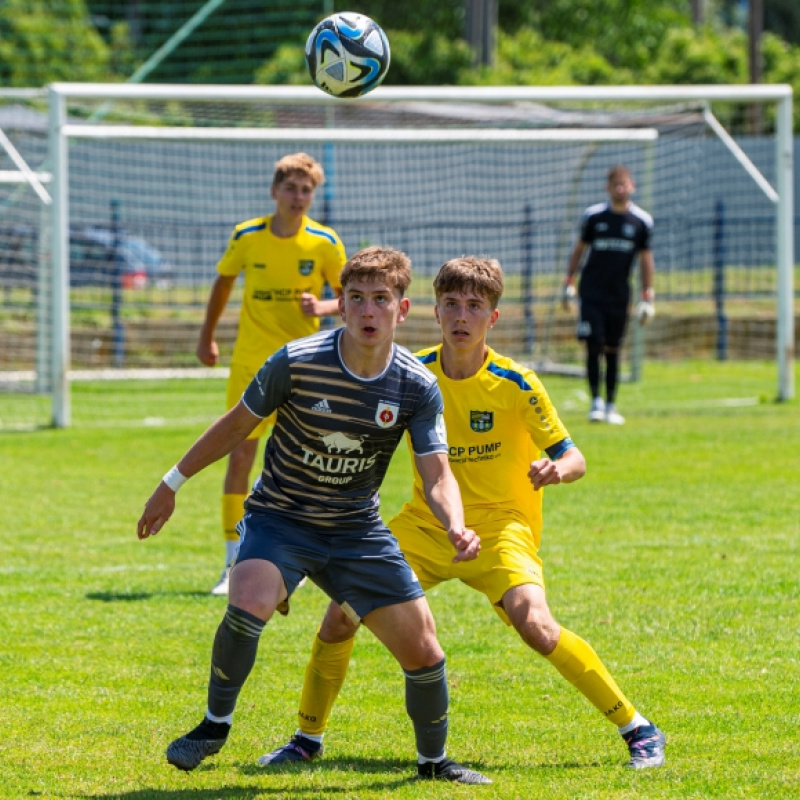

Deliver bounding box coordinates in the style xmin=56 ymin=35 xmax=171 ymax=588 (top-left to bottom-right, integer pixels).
xmin=137 ymin=246 xmax=491 ymax=785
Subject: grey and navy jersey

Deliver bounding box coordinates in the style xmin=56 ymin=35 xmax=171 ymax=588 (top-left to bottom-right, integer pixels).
xmin=578 ymin=201 xmax=653 ymax=306
xmin=241 ymin=328 xmax=447 ymax=528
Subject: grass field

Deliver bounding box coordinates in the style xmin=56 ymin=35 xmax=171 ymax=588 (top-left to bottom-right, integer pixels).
xmin=2 ymin=361 xmax=799 ymax=799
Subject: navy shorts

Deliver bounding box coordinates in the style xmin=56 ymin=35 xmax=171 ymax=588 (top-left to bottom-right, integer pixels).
xmin=234 ymin=508 xmax=424 ymax=623
xmin=577 ymin=299 xmax=628 ymax=349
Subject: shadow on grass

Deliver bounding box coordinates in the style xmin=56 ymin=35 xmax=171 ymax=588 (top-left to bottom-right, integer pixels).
xmin=247 ymin=754 xmax=413 ymax=771
xmin=73 ymin=758 xmax=417 ymax=799
xmin=75 ymin=789 xmax=277 ymax=800
xmin=86 ymin=591 xmax=212 ymax=602
xmin=71 ymin=756 xmax=602 ymax=799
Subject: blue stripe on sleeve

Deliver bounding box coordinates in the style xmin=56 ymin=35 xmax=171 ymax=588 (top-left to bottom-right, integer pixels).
xmin=486 ymin=361 xmax=532 ymax=390
xmin=305 ymin=225 xmax=337 ymax=245
xmin=417 ymin=351 xmax=438 ymax=365
xmin=233 ymin=221 xmax=267 ymax=240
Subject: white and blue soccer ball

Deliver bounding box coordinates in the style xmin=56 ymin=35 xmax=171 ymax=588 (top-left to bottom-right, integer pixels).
xmin=305 ymin=12 xmax=390 ymax=98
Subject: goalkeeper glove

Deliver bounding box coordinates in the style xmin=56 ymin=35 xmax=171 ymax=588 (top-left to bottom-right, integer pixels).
xmin=561 ymin=279 xmax=577 ymax=310
xmin=635 ymin=288 xmax=655 ymax=323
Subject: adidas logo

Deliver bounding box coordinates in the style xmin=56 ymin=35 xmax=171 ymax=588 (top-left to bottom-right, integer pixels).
xmin=311 ymin=398 xmax=332 ymax=414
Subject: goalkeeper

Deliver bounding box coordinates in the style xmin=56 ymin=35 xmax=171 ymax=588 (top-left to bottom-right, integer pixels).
xmin=562 ymin=164 xmax=655 ymax=425
xmin=196 ymin=152 xmax=346 ymax=595
xmin=260 ymin=256 xmax=666 ymax=771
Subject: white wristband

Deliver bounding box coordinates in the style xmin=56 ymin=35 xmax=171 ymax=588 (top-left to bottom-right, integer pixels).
xmin=162 ymin=465 xmax=188 ymax=492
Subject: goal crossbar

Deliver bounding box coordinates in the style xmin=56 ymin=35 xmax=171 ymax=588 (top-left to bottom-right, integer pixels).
xmin=61 ymin=125 xmax=660 ymax=143
xmin=50 ymin=82 xmax=793 ymax=103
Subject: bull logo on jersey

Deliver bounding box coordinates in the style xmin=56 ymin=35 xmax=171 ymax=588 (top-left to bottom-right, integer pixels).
xmin=298 ymin=260 xmax=314 ymax=276
xmin=375 ymin=401 xmax=399 ymax=429
xmin=320 ymin=431 xmax=365 ymax=454
xmin=470 ymin=410 xmax=493 ymax=432
xmin=623 ymin=223 xmax=635 ymax=238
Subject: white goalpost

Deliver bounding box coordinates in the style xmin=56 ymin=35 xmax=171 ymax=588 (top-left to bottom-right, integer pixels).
xmin=0 ymin=82 xmax=793 ymax=429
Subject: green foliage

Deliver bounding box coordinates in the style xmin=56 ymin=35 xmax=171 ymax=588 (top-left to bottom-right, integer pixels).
xmin=254 ymin=42 xmax=310 ymax=86
xmin=762 ymin=30 xmax=800 ymax=89
xmin=465 ymin=27 xmax=631 ymax=87
xmin=331 ymin=0 xmax=464 ymax=38
xmin=253 ymin=1 xmax=800 ymax=132
xmin=0 ymin=0 xmax=109 ymax=85
xmin=643 ymin=25 xmax=750 ymax=84
xmin=255 ymin=29 xmax=473 ymax=88
xmin=641 ymin=26 xmax=800 ymax=128
xmin=513 ymin=0 xmax=692 ymax=71
xmin=383 ymin=30 xmax=473 ymax=86
xmin=108 ymin=21 xmax=138 ymax=80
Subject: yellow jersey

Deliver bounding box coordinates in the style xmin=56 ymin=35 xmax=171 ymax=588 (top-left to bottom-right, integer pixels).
xmin=404 ymin=345 xmax=573 ymax=548
xmin=217 ymin=214 xmax=346 ymax=370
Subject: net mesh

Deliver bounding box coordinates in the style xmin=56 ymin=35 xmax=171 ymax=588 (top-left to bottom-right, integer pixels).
xmin=0 ymin=89 xmax=791 ymax=429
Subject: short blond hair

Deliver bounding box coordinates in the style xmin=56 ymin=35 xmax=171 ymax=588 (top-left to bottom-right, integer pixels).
xmin=272 ymin=152 xmax=325 ymax=188
xmin=341 ymin=246 xmax=412 ymax=297
xmin=433 ymin=256 xmax=504 ymax=309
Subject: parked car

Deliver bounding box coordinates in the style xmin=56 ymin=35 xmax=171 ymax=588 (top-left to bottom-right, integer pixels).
xmin=0 ymin=224 xmax=173 ymax=290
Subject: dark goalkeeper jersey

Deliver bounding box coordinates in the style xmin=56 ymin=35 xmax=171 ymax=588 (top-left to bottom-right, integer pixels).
xmin=241 ymin=327 xmax=447 ymax=528
xmin=578 ymin=201 xmax=653 ymax=306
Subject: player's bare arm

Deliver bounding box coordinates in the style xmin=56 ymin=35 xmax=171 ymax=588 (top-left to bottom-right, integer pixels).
xmin=528 ymin=445 xmax=587 ymax=491
xmin=636 ymin=250 xmax=656 ymax=324
xmin=137 ymin=402 xmax=261 ymax=540
xmin=300 ymin=290 xmax=342 ymax=318
xmin=414 ymin=451 xmax=480 ymax=563
xmin=563 ymin=241 xmax=586 ymax=309
xmin=197 ymin=274 xmax=238 ymax=365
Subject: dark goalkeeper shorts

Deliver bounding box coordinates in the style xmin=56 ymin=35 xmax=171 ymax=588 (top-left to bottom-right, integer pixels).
xmin=577 ymin=299 xmax=629 ymax=348
xmin=234 ymin=508 xmax=424 ymax=624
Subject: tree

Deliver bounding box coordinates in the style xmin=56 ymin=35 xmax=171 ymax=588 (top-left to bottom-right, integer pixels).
xmin=0 ymin=0 xmax=110 ymax=86
xmin=496 ymin=0 xmax=692 ymax=71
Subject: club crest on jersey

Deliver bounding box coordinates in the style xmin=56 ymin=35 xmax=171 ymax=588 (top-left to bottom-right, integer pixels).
xmin=470 ymin=410 xmax=493 ymax=432
xmin=298 ymin=260 xmax=314 ymax=276
xmin=375 ymin=401 xmax=399 ymax=428
xmin=623 ymin=223 xmax=635 ymax=238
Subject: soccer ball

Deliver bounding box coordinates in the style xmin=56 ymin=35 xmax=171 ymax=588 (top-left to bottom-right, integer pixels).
xmin=305 ymin=12 xmax=390 ymax=98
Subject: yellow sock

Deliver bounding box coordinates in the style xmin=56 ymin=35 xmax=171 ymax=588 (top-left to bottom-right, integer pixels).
xmin=298 ymin=633 xmax=356 ymax=737
xmin=222 ymin=493 xmax=247 ymax=541
xmin=546 ymin=627 xmax=635 ymax=727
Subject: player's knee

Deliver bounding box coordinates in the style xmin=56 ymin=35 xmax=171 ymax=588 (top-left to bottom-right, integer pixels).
xmin=399 ymin=628 xmax=445 ymax=671
xmin=319 ymin=602 xmax=359 ymax=643
xmin=504 ymin=585 xmax=560 ymax=654
xmin=415 ymin=638 xmax=446 ymax=670
xmin=518 ymin=614 xmax=560 ymax=655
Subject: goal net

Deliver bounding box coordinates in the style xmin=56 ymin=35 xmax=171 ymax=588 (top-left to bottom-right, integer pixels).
xmin=0 ymin=84 xmax=793 ymax=429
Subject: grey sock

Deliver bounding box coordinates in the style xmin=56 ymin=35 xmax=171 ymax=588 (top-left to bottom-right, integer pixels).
xmin=207 ymin=604 xmax=265 ymax=718
xmin=404 ymin=658 xmax=448 ymax=761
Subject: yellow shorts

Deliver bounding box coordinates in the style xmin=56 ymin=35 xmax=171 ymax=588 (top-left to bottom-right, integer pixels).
xmin=227 ymin=362 xmax=276 ymax=440
xmin=388 ymin=506 xmax=545 ymax=625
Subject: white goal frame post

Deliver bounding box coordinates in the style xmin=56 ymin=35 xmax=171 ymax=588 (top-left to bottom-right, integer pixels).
xmin=44 ymin=83 xmax=794 ymax=427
